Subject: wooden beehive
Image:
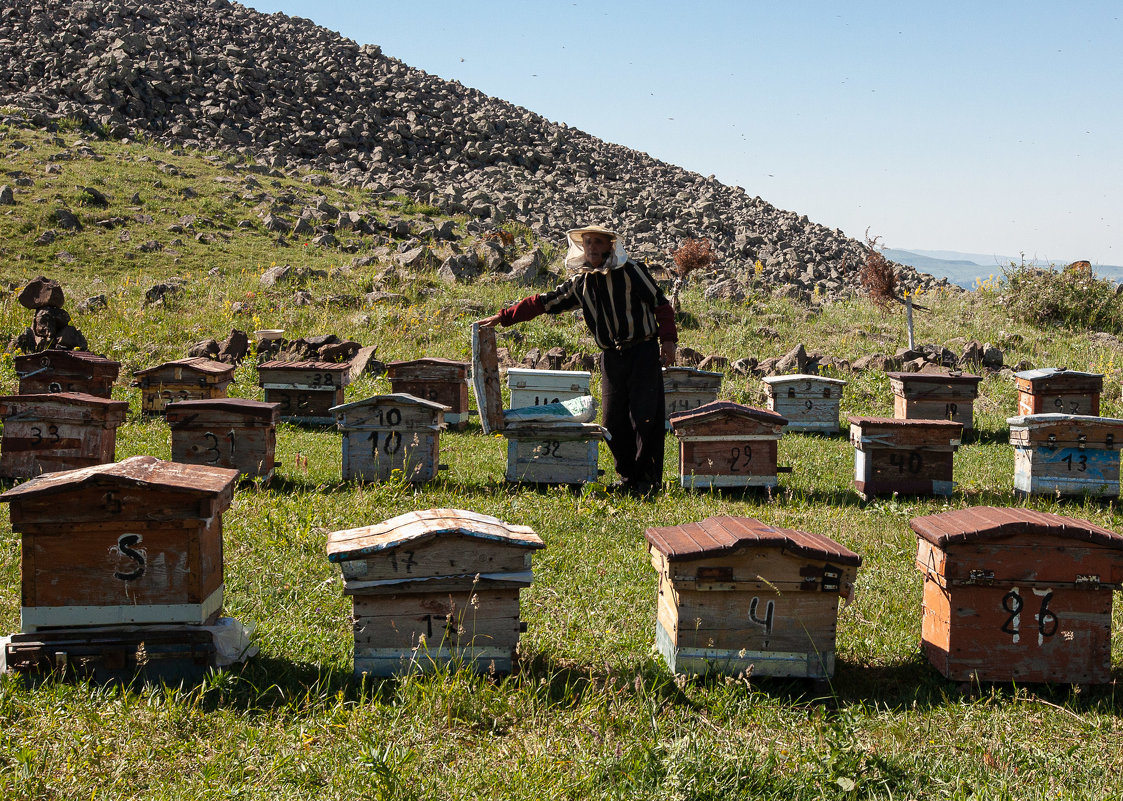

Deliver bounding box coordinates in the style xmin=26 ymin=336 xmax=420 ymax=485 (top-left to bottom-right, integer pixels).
xmin=646 ymin=515 xmax=860 ymax=678
xmin=911 ymin=507 xmax=1123 ymax=684
xmin=0 ymin=392 xmax=129 ymax=479
xmin=663 ymin=366 xmax=723 ymax=425
xmin=1008 ymin=413 xmax=1123 ymax=497
xmin=0 ymin=455 xmax=237 ymax=632
xmin=257 ymin=360 xmax=351 ymax=424
xmin=386 ymin=358 xmax=470 ymax=430
xmin=326 ymin=508 xmax=545 ymax=677
xmin=888 ymin=371 xmax=982 ymax=431
xmin=506 ymin=367 xmax=591 ymax=409
xmin=15 ymin=350 xmax=121 ymax=398
xmin=332 ymin=393 xmax=449 ymax=483
xmin=503 ymin=421 xmax=606 ymax=484
xmin=132 ymin=357 xmax=235 ymax=414
xmin=669 ymin=401 xmax=788 ymax=489
xmin=1015 ymin=368 xmax=1103 ymax=418
xmin=849 ymin=416 xmax=963 ymax=499
xmin=166 ymin=398 xmax=280 ymax=481
xmin=761 ymin=374 xmax=846 ymax=433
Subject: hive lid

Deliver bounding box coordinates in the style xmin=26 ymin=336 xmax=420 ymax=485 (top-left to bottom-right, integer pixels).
xmin=886 ymin=371 xmax=982 ymax=384
xmin=848 ymin=415 xmax=964 ymax=429
xmin=330 ymin=392 xmax=451 ymax=415
xmin=505 ymin=367 xmax=592 ymax=380
xmin=165 ymin=397 xmax=281 ymax=419
xmin=1014 ymin=367 xmax=1103 ymax=382
xmin=669 ymin=401 xmax=787 ymax=429
xmin=15 ymin=349 xmax=121 ymax=371
xmin=1007 ymin=413 xmax=1123 ymax=428
xmin=387 ymin=357 xmax=469 ymax=371
xmin=0 ymin=392 xmax=129 ymax=411
xmin=645 ymin=515 xmax=861 ymax=565
xmin=761 ymin=373 xmax=847 ymax=386
xmin=662 ymin=366 xmax=723 ymax=378
xmin=910 ymin=506 xmax=1123 ymax=550
xmin=257 ymin=359 xmax=351 ymax=371
xmin=0 ymin=455 xmax=238 ymax=501
xmin=327 ymin=508 xmax=545 ymax=562
xmin=133 ymin=357 xmax=235 ymax=378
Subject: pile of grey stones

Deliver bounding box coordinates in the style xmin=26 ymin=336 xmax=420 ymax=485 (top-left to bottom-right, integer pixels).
xmin=11 ymin=277 xmax=88 ymax=353
xmin=0 ymin=0 xmax=956 ymax=304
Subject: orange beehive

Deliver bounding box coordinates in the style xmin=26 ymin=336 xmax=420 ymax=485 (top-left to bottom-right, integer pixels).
xmin=1015 ymin=368 xmax=1102 ymax=418
xmin=888 ymin=371 xmax=982 ymax=431
xmin=911 ymin=507 xmax=1123 ymax=685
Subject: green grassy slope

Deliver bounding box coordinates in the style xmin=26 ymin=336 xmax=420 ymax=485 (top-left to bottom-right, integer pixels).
xmin=1 ymin=121 xmax=1123 ymax=799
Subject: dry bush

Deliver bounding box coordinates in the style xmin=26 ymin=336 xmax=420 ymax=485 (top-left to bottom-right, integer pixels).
xmin=860 ymin=231 xmax=897 ymax=309
xmin=672 ymin=238 xmax=716 ymax=278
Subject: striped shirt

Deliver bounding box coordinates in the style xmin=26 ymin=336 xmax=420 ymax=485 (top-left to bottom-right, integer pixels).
xmin=540 ymin=261 xmax=671 ymax=351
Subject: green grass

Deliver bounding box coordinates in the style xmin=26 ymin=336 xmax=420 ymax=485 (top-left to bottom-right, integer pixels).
xmin=1 ymin=120 xmax=1123 ymax=799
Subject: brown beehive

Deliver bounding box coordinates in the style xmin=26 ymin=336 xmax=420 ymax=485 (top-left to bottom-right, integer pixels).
xmin=326 ymin=508 xmax=545 ymax=677
xmin=0 ymin=455 xmax=237 ymax=632
xmin=911 ymin=507 xmax=1123 ymax=684
xmin=15 ymin=350 xmax=121 ymax=398
xmin=0 ymin=392 xmax=128 ymax=479
xmin=386 ymin=357 xmax=470 ymax=430
xmin=669 ymin=401 xmax=788 ymax=489
xmin=888 ymin=371 xmax=982 ymax=431
xmin=1015 ymin=368 xmax=1102 ymax=418
xmin=761 ymin=374 xmax=846 ymax=433
xmin=132 ymin=357 xmax=235 ymax=414
xmin=332 ymin=393 xmax=448 ymax=483
xmin=1007 ymin=413 xmax=1123 ymax=497
xmin=257 ymin=360 xmax=351 ymax=424
xmin=849 ymin=416 xmax=963 ymax=499
xmin=646 ymin=515 xmax=860 ymax=678
xmin=663 ymin=366 xmax=723 ymax=425
xmin=166 ymin=398 xmax=281 ymax=481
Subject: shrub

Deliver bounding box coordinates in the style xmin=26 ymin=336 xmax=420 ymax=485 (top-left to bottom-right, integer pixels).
xmin=999 ymin=263 xmax=1123 ymax=332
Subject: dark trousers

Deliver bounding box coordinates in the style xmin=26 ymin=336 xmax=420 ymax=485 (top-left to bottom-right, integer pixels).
xmin=601 ymin=339 xmax=665 ymax=485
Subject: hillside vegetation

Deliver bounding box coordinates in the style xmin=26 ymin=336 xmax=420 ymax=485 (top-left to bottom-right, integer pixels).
xmin=1 ymin=123 xmax=1123 ymax=800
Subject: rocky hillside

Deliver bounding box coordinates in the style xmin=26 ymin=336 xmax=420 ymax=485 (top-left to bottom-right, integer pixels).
xmin=0 ymin=0 xmax=953 ymax=301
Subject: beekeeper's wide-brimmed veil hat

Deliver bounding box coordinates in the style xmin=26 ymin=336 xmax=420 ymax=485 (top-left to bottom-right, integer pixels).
xmin=565 ymin=224 xmax=628 ymax=272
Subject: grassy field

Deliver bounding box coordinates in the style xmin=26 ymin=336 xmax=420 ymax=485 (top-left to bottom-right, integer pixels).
xmin=1 ymin=121 xmax=1123 ymax=799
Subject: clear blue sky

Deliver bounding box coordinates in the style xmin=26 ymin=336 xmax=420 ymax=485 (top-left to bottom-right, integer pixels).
xmin=250 ymin=1 xmax=1122 ymax=265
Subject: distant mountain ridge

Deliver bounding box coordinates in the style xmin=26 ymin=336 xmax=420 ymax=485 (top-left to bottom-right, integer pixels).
xmin=885 ymin=248 xmax=1123 ymax=288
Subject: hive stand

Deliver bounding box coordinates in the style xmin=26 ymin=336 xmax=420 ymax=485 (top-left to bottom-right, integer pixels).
xmin=132 ymin=357 xmax=235 ymax=414
xmin=326 ymin=508 xmax=545 ymax=676
xmin=646 ymin=515 xmax=860 ymax=679
xmin=0 ymin=392 xmax=129 ymax=479
xmin=15 ymin=350 xmax=121 ymax=398
xmin=669 ymin=401 xmax=788 ymax=490
xmin=911 ymin=507 xmax=1123 ymax=685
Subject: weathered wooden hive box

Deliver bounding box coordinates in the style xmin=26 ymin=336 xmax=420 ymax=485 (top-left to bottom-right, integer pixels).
xmin=0 ymin=455 xmax=237 ymax=632
xmin=166 ymin=398 xmax=280 ymax=481
xmin=326 ymin=508 xmax=545 ymax=676
xmin=503 ymin=421 xmax=606 ymax=484
xmin=646 ymin=515 xmax=860 ymax=678
xmin=386 ymin=358 xmax=470 ymax=430
xmin=911 ymin=507 xmax=1123 ymax=684
xmin=132 ymin=357 xmax=235 ymax=414
xmin=257 ymin=360 xmax=351 ymax=424
xmin=849 ymin=416 xmax=963 ymax=499
xmin=888 ymin=371 xmax=983 ymax=431
xmin=0 ymin=392 xmax=129 ymax=479
xmin=762 ymin=374 xmax=846 ymax=433
xmin=331 ymin=393 xmax=448 ymax=483
xmin=669 ymin=401 xmax=788 ymax=489
xmin=1015 ymin=368 xmax=1102 ymax=418
xmin=1007 ymin=413 xmax=1123 ymax=497
xmin=506 ymin=367 xmax=591 ymax=409
xmin=663 ymin=366 xmax=723 ymax=425
xmin=15 ymin=350 xmax=121 ymax=398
